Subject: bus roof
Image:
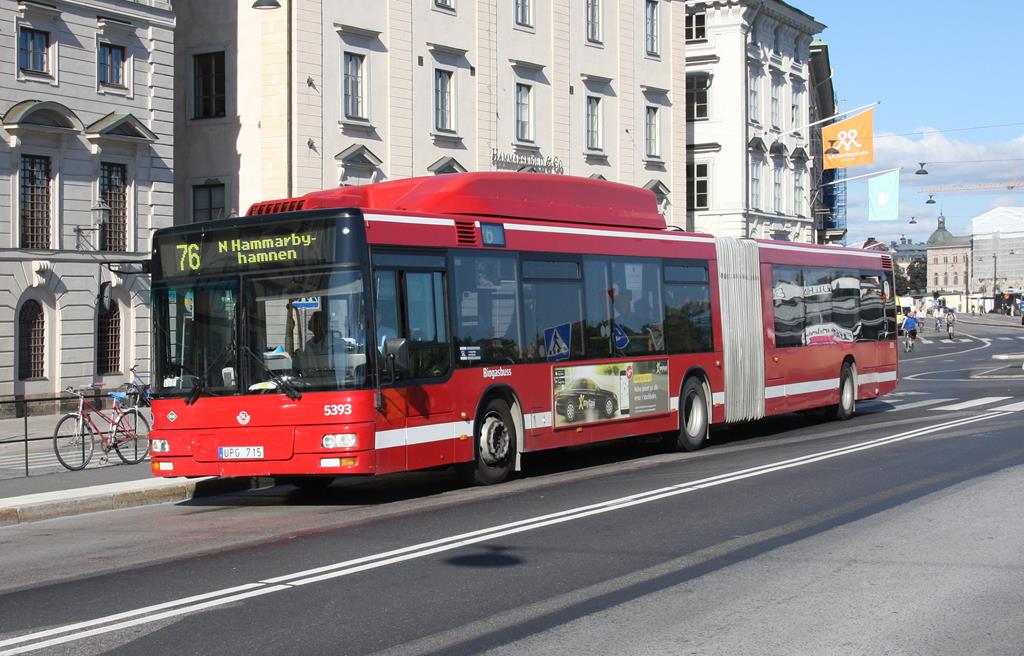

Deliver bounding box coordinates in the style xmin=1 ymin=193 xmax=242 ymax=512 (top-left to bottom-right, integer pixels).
xmin=248 ymin=172 xmax=667 ymax=231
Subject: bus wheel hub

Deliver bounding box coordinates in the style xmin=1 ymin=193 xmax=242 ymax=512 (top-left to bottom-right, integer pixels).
xmin=479 ymin=414 xmax=508 ymax=465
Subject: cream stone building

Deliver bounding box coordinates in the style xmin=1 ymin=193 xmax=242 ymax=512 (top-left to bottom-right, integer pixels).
xmin=174 ymin=0 xmax=690 ymax=228
xmin=0 ymin=0 xmax=174 ymax=405
xmin=683 ymin=0 xmax=828 ymax=243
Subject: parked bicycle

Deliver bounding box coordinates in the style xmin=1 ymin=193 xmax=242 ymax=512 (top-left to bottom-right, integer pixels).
xmin=122 ymin=365 xmax=151 ymax=409
xmin=53 ymin=386 xmax=151 ymax=470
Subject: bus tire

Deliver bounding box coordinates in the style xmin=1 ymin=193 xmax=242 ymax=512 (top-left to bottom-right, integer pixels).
xmin=830 ymin=362 xmax=856 ymax=421
xmin=665 ymin=377 xmax=709 ymax=452
xmin=458 ymin=398 xmax=517 ymax=486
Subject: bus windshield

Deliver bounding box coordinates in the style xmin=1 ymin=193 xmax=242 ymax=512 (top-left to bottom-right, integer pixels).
xmin=152 ymin=281 xmax=239 ymax=397
xmin=152 ymin=268 xmax=369 ymax=397
xmin=244 ymin=268 xmax=367 ymax=391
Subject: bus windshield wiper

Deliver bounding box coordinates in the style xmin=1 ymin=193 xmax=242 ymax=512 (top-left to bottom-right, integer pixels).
xmin=184 ymin=343 xmax=237 ymax=406
xmin=238 ymin=343 xmax=303 ymax=401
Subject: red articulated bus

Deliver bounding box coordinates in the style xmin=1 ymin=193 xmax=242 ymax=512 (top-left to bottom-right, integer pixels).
xmin=149 ymin=173 xmax=898 ymax=487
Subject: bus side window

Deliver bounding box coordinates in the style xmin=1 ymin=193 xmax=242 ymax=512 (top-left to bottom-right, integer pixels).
xmin=452 ymin=253 xmax=523 ymax=364
xmin=772 ymin=265 xmax=804 ymax=348
xmin=403 ymin=270 xmax=450 ymax=379
xmin=663 ymin=263 xmax=713 ymax=354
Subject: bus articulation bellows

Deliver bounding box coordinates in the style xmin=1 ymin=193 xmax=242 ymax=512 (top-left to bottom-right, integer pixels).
xmin=148 ymin=173 xmax=898 ymax=486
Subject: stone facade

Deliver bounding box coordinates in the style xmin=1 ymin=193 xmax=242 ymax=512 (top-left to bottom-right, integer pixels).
xmin=0 ymin=0 xmax=175 ymax=407
xmin=684 ymin=0 xmax=824 ymax=242
xmin=174 ymin=0 xmax=689 ymax=228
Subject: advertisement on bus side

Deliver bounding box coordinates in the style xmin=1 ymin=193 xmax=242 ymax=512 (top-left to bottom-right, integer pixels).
xmin=553 ymin=360 xmax=669 ymax=427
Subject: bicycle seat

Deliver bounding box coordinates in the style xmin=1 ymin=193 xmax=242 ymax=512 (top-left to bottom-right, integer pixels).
xmin=107 ymin=391 xmax=128 ymax=401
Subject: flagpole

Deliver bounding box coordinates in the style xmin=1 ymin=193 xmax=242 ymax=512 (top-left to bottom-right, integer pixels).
xmin=815 ymin=167 xmax=901 ymax=189
xmin=791 ymin=101 xmax=881 ymax=134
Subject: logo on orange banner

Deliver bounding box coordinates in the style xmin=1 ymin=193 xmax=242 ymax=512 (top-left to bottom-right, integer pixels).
xmin=822 ymin=108 xmax=875 ymax=169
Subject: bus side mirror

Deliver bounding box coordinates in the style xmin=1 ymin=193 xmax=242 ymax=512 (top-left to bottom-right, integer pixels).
xmin=384 ymin=338 xmax=410 ymax=378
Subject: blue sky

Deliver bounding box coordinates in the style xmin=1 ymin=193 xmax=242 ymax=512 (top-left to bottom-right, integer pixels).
xmin=797 ymin=1 xmax=1024 ymax=246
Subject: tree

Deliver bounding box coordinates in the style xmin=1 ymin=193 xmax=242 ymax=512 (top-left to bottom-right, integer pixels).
xmin=906 ymin=257 xmax=927 ymax=295
xmin=895 ymin=262 xmax=910 ymax=296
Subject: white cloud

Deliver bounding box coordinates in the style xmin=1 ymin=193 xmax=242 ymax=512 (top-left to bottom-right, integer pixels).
xmin=842 ymin=130 xmax=1024 ymax=246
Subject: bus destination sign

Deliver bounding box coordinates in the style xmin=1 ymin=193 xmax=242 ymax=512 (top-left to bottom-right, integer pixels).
xmin=157 ymin=221 xmax=335 ymax=278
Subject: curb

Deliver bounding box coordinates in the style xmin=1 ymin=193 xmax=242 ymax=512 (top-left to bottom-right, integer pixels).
xmin=0 ymin=476 xmax=260 ymax=526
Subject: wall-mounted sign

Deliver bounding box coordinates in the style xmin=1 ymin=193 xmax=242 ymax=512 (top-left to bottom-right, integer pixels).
xmin=491 ymin=147 xmax=565 ymax=174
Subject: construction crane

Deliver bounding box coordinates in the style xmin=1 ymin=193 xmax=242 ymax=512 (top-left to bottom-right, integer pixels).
xmin=918 ymin=170 xmax=1020 ymax=194
xmin=918 ymin=180 xmax=1020 ymax=193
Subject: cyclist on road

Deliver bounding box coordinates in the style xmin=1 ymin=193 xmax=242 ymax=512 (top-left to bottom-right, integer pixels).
xmin=934 ymin=309 xmax=944 ymax=332
xmin=902 ymin=311 xmax=920 ymax=351
xmin=946 ymin=310 xmax=956 ymax=340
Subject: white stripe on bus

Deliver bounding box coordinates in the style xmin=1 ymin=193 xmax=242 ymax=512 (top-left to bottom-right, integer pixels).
xmin=364 ymin=214 xmax=457 ymax=227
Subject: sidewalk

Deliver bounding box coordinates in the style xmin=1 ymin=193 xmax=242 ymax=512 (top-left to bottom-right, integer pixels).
xmin=0 ymin=409 xmax=261 ymax=525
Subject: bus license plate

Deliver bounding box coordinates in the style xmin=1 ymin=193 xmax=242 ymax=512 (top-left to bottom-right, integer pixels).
xmin=218 ymin=446 xmax=264 ymax=459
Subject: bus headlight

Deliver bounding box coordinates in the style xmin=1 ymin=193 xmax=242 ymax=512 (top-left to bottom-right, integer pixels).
xmin=150 ymin=439 xmax=170 ymax=453
xmin=322 ymin=433 xmax=357 ymax=449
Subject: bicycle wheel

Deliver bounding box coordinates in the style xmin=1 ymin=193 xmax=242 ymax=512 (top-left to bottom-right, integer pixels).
xmin=53 ymin=413 xmax=96 ymax=471
xmin=113 ymin=409 xmax=151 ymax=464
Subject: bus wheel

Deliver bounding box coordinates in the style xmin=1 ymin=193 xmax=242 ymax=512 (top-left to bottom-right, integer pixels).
xmin=830 ymin=362 xmax=856 ymax=421
xmin=458 ymin=398 xmax=517 ymax=485
xmin=664 ymin=377 xmax=709 ymax=452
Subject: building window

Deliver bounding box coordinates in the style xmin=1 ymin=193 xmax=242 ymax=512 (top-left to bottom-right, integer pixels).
xmin=100 ymin=162 xmax=128 ymax=252
xmin=18 ymin=27 xmax=50 ymax=74
xmin=773 ymin=164 xmax=783 ymax=213
xmin=193 ymin=51 xmax=226 ymax=119
xmin=770 ymin=75 xmax=781 ymax=128
xmin=953 ymin=255 xmax=958 ymax=263
xmin=20 ymin=155 xmax=51 ymax=250
xmin=586 ymin=0 xmax=601 ymax=43
xmin=751 ymin=159 xmax=762 ymax=209
xmin=193 ymin=183 xmax=226 ymax=222
xmin=934 ymin=273 xmax=939 ymax=286
xmin=343 ymin=52 xmax=365 ymax=119
xmin=644 ymin=106 xmax=659 ymax=158
xmin=687 ymin=163 xmax=709 ymax=210
xmin=954 ymin=273 xmax=958 ymax=285
xmin=97 ymin=302 xmax=121 ymax=376
xmin=794 ymin=168 xmax=805 ymax=216
xmin=645 ymin=0 xmax=659 ymax=55
xmin=943 ymin=255 xmax=948 ymax=263
xmin=435 ymin=0 xmax=454 ymax=9
xmin=791 ymin=87 xmax=803 ymax=131
xmin=18 ymin=300 xmax=45 ymax=380
xmin=687 ymin=74 xmax=709 ymax=121
xmin=749 ymin=70 xmax=760 ymax=122
xmin=586 ymin=95 xmax=602 ymax=150
xmin=434 ymin=69 xmax=453 ymax=132
xmin=515 ymin=0 xmax=532 ymax=27
xmin=515 ymin=82 xmax=532 ymax=141
xmin=98 ymin=43 xmax=126 ymax=87
xmin=685 ymin=11 xmax=706 ymax=41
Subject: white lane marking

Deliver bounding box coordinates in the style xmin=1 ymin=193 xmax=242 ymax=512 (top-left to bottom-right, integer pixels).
xmin=0 ymin=412 xmax=1004 ymax=655
xmin=902 ymin=335 xmax=991 ymax=363
xmin=870 ymin=398 xmax=956 ymax=412
xmin=938 ymin=397 xmax=1012 ymax=411
xmin=995 ymin=400 xmax=1024 ymax=412
xmin=997 ymin=337 xmax=1013 ymax=341
xmin=1017 ymin=336 xmax=1024 ymax=341
xmin=919 ymin=338 xmax=933 ymax=344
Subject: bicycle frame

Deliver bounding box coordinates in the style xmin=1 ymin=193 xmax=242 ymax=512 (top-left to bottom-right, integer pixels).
xmin=71 ymin=391 xmax=137 ymax=449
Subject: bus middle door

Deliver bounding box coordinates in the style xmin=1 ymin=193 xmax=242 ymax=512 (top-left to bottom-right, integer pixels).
xmin=373 ymin=256 xmax=453 ymax=473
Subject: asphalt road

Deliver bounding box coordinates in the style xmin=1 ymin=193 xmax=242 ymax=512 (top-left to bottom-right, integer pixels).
xmin=1 ymin=321 xmax=1023 ymax=656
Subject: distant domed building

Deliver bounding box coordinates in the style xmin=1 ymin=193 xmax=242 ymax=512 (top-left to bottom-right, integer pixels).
xmin=926 ymin=213 xmax=972 ymax=300
xmin=926 ymin=214 xmax=954 ymax=245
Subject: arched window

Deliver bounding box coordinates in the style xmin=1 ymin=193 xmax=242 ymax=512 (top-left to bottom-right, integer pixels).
xmin=18 ymin=300 xmax=45 ymax=379
xmin=97 ymin=302 xmax=121 ymax=375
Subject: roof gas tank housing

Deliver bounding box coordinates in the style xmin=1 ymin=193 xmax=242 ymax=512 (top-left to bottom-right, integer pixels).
xmin=248 ymin=172 xmax=668 ymax=231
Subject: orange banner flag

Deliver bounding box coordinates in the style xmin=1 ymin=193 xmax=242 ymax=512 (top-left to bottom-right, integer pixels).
xmin=822 ymin=108 xmax=874 ymax=169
